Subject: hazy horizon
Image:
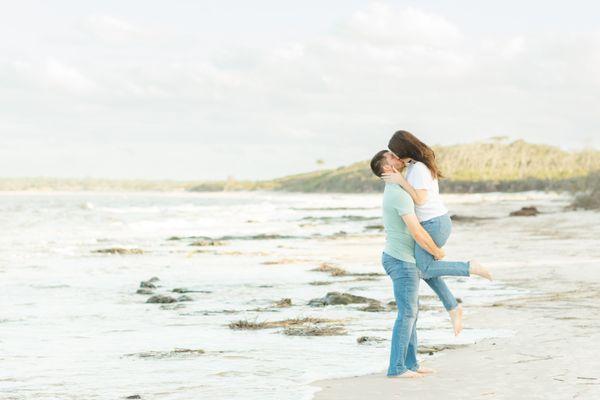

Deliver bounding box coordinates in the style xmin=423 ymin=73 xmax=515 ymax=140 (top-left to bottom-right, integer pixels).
xmin=1 ymin=136 xmax=597 ymax=183
xmin=2 ymin=1 xmax=599 ymax=180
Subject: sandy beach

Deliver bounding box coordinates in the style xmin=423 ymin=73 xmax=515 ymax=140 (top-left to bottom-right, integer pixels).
xmin=312 ymin=249 xmax=600 ymax=399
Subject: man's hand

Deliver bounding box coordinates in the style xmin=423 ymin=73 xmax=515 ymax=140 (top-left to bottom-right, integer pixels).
xmin=402 ymin=213 xmax=445 ymax=259
xmin=434 ymin=248 xmax=445 ymax=260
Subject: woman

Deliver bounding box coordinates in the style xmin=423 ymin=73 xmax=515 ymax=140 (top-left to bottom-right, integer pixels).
xmin=382 ymin=130 xmax=492 ymax=336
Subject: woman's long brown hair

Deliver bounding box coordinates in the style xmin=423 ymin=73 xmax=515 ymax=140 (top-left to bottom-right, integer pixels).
xmin=388 ymin=130 xmax=444 ymax=179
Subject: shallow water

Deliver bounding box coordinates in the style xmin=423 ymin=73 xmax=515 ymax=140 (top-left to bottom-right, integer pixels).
xmin=1 ymin=190 xmax=597 ymax=399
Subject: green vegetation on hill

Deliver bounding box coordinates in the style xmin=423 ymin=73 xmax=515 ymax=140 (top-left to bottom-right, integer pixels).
xmin=571 ymin=172 xmax=600 ymax=210
xmin=436 ymin=140 xmax=599 ymax=181
xmin=2 ymin=140 xmax=598 ymax=196
xmin=190 ymin=140 xmax=600 ymax=194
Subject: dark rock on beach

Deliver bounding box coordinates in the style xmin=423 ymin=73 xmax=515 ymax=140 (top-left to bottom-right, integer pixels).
xmin=172 ymin=288 xmax=211 ymax=294
xmin=357 ymin=336 xmax=386 ymax=344
xmin=450 ymin=214 xmax=495 ymax=222
xmin=274 ymin=298 xmax=292 ymax=307
xmin=138 ymin=277 xmax=160 ymax=292
xmin=189 ymin=240 xmax=226 ymax=247
xmin=308 ymin=298 xmax=328 ymax=307
xmin=176 ymin=295 xmax=194 ymax=302
xmin=93 ymin=247 xmax=144 ymax=255
xmin=509 ymin=206 xmax=540 ymax=216
xmin=309 ymin=280 xmax=334 ymax=286
xmin=283 ymin=325 xmax=347 ymax=336
xmin=308 ymin=291 xmax=379 ymax=307
xmin=160 ymin=303 xmax=187 ymax=310
xmin=146 ymin=295 xmax=177 ymax=304
xmin=125 ymin=396 xmax=142 ymax=399
xmin=229 ymin=317 xmax=335 ymax=330
xmin=139 ymin=277 xmax=159 ymax=288
xmin=127 ymin=348 xmax=205 ymax=359
xmin=359 ymin=301 xmax=385 ymax=312
xmin=418 ymin=343 xmax=469 ymax=355
xmin=311 ymin=263 xmax=347 ymax=276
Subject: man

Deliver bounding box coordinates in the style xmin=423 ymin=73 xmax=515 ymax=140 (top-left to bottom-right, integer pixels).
xmin=370 ymin=149 xmax=445 ymax=378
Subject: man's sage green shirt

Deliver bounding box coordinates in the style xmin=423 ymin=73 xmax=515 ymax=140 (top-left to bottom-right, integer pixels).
xmin=382 ymin=184 xmax=416 ymax=263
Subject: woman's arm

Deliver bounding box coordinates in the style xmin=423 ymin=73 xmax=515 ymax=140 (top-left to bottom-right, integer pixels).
xmin=402 ymin=214 xmax=445 ymax=260
xmin=382 ymin=167 xmax=429 ymax=205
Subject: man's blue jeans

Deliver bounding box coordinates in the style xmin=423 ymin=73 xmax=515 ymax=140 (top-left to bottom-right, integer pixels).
xmin=417 ymin=213 xmax=470 ymax=311
xmin=382 ymin=252 xmax=420 ymax=376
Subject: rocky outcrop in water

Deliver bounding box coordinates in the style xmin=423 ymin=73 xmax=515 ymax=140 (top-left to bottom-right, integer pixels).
xmin=172 ymin=288 xmax=211 ymax=294
xmin=93 ymin=248 xmax=144 ymax=255
xmin=311 ymin=263 xmax=347 ymax=277
xmin=146 ymin=295 xmax=177 ymax=304
xmin=450 ymin=214 xmax=495 ymax=222
xmin=509 ymin=206 xmax=540 ymax=216
xmin=136 ymin=277 xmax=160 ymax=294
xmin=140 ymin=278 xmax=159 ymax=288
xmin=274 ymin=298 xmax=292 ymax=307
xmin=359 ymin=302 xmax=385 ymax=312
xmin=228 ymin=317 xmax=336 ymax=330
xmin=189 ymin=240 xmax=226 ymax=246
xmin=308 ymin=292 xmax=379 ymax=307
xmin=418 ymin=344 xmax=469 ymax=355
xmin=283 ymin=325 xmax=347 ymax=336
xmin=357 ymin=336 xmax=386 ymax=344
xmin=126 ymin=348 xmax=205 ymax=359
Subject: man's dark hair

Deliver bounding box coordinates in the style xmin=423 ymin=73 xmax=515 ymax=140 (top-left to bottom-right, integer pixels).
xmin=370 ymin=150 xmax=389 ymax=177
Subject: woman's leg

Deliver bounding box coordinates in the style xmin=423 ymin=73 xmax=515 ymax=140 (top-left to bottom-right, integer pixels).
xmin=416 ymin=215 xmax=463 ymax=310
xmin=383 ymin=254 xmax=420 ymax=377
xmin=416 ymin=215 xmax=469 ymax=280
xmin=424 ymin=277 xmax=458 ymax=310
xmin=416 ymin=215 xmax=465 ymax=335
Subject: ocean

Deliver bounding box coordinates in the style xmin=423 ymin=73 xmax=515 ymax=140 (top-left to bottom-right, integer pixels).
xmin=1 ymin=190 xmax=592 ymax=399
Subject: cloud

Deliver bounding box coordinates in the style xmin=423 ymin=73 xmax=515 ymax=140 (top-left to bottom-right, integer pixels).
xmin=43 ymin=59 xmax=98 ymax=93
xmin=0 ymin=3 xmax=598 ymax=179
xmin=342 ymin=4 xmax=462 ymax=47
xmin=81 ymin=15 xmax=152 ymax=42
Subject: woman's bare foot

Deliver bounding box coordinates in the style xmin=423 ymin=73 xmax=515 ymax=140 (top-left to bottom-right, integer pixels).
xmin=416 ymin=366 xmax=436 ymax=374
xmin=469 ymin=260 xmax=493 ymax=280
xmin=389 ymin=370 xmax=424 ymax=379
xmin=448 ymin=304 xmax=463 ymax=336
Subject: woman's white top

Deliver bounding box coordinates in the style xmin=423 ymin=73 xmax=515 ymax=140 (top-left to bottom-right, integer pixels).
xmin=405 ymin=161 xmax=448 ymax=222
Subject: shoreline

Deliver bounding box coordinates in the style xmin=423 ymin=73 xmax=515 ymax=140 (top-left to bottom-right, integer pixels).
xmin=310 ymin=258 xmax=600 ymax=399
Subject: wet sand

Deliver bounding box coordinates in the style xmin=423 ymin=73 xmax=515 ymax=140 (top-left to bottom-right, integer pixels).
xmin=312 ymin=256 xmax=600 ymax=399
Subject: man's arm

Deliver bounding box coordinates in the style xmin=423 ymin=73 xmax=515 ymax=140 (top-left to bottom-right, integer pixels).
xmin=401 ymin=213 xmax=445 ymax=260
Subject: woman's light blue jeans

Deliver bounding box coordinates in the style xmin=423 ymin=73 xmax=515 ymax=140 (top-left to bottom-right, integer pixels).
xmin=417 ymin=213 xmax=470 ymax=311
xmin=382 ymin=252 xmax=420 ymax=376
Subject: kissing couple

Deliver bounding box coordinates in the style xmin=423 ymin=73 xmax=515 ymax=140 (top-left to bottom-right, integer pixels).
xmin=370 ymin=130 xmax=492 ymax=378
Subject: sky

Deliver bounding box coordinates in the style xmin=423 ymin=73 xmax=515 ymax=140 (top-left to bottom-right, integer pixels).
xmin=1 ymin=0 xmax=599 ymax=180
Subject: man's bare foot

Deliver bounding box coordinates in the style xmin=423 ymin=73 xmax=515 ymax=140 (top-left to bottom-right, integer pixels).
xmin=416 ymin=366 xmax=436 ymax=374
xmin=448 ymin=304 xmax=463 ymax=336
xmin=389 ymin=370 xmax=424 ymax=379
xmin=469 ymin=260 xmax=493 ymax=280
